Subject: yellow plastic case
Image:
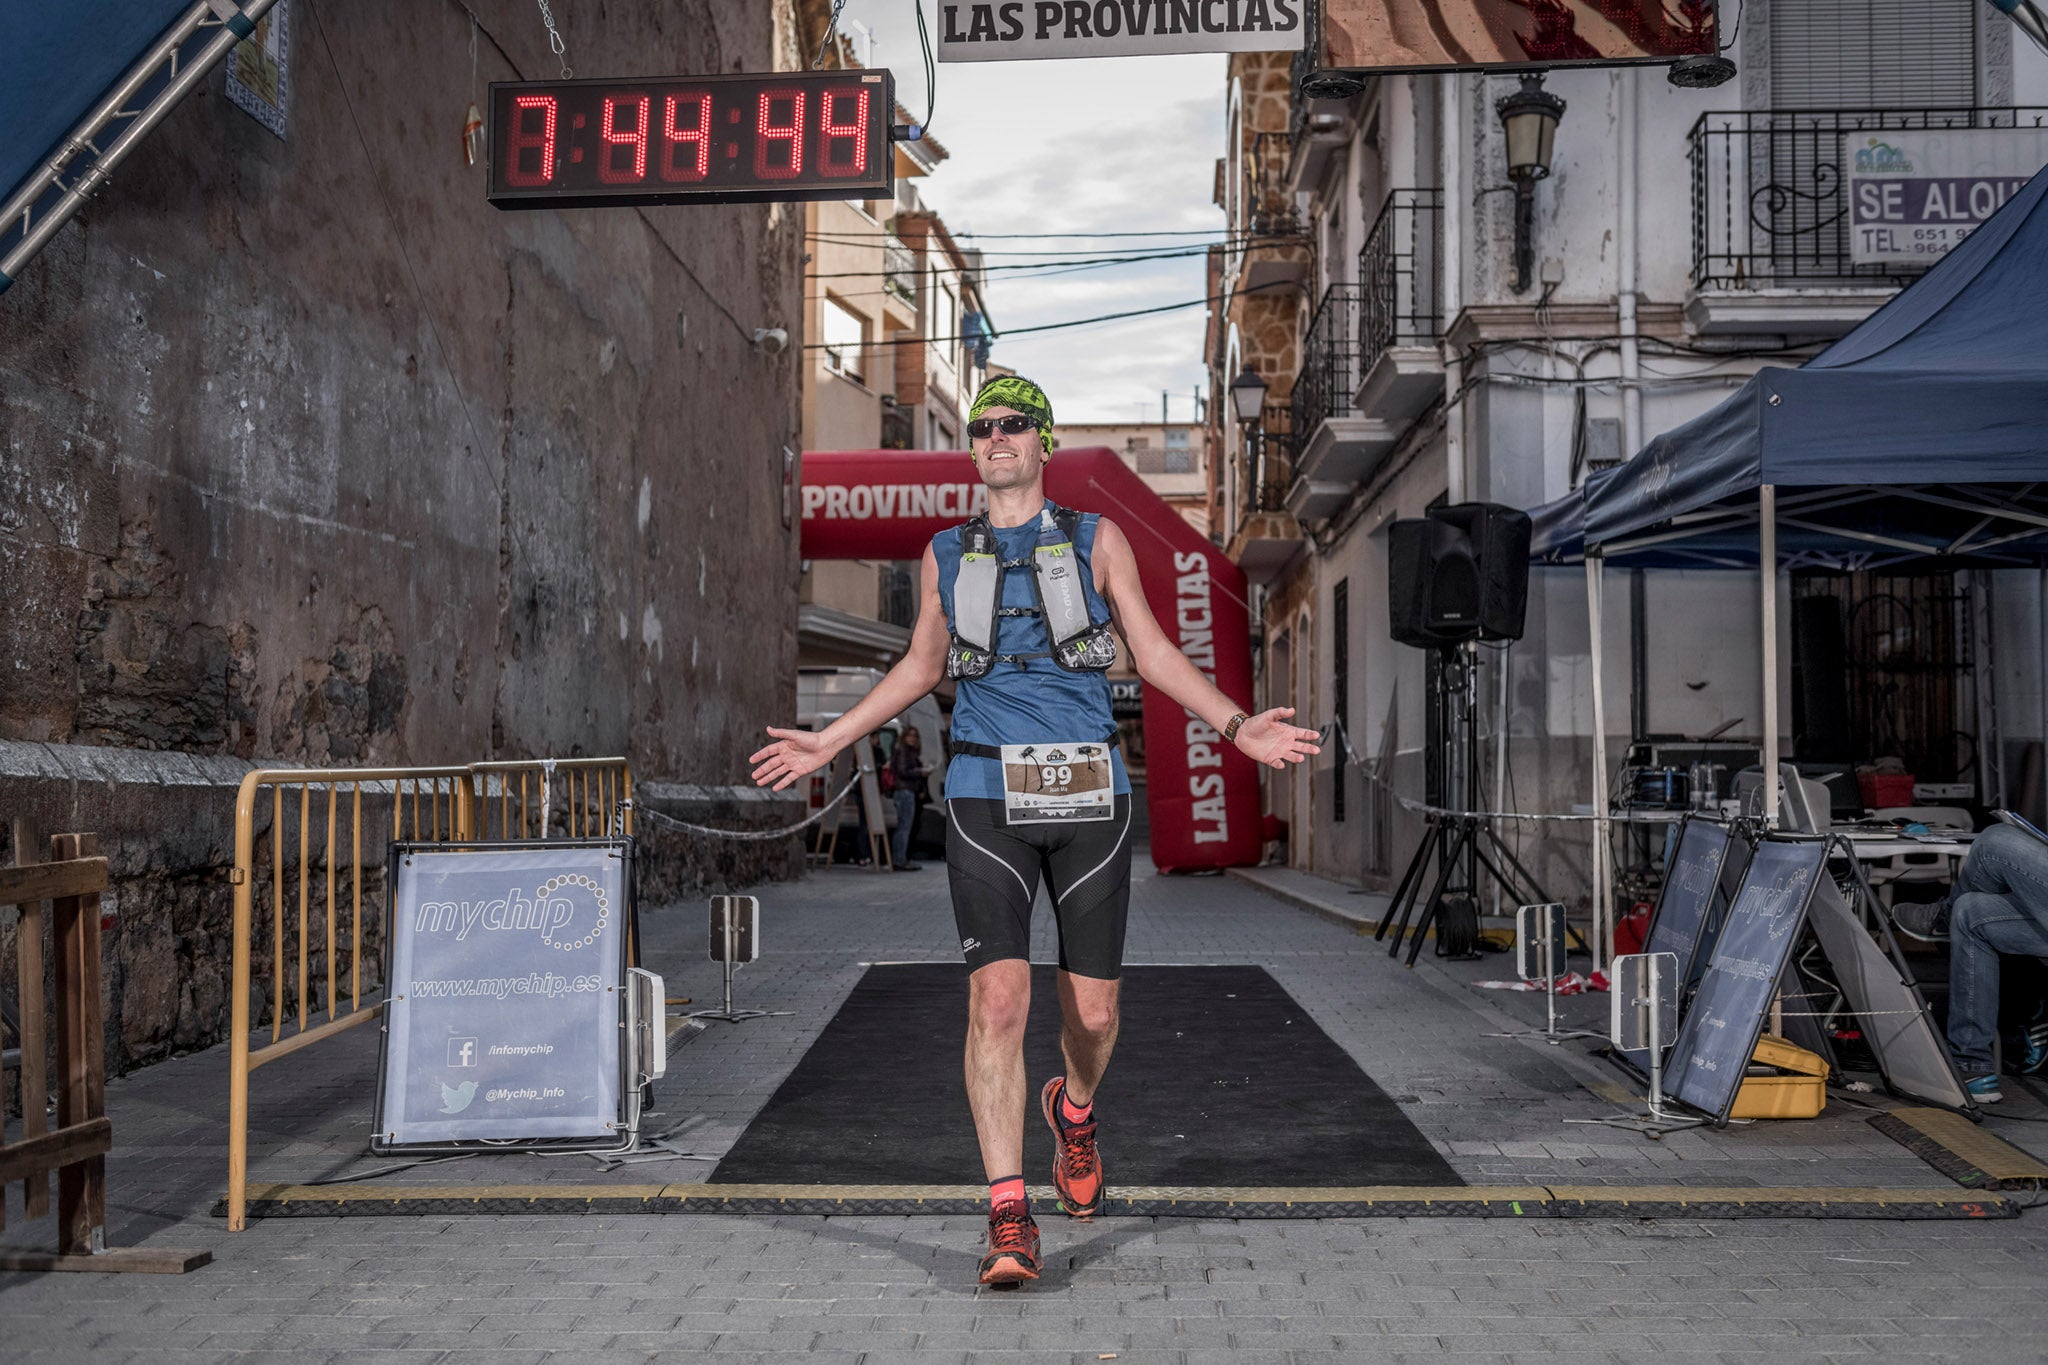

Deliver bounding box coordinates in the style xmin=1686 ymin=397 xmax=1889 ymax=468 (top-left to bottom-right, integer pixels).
xmin=1730 ymin=1034 xmax=1829 ymax=1120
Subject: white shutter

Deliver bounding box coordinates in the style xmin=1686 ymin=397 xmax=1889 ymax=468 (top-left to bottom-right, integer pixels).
xmin=1770 ymin=0 xmax=1979 ymax=108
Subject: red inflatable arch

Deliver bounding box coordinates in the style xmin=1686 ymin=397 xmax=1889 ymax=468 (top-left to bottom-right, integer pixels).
xmin=800 ymin=448 xmax=1261 ymax=872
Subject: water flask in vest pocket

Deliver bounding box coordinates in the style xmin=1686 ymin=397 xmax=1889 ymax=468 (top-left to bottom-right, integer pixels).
xmin=947 ymin=641 xmax=994 ymax=680
xmin=1052 ymin=626 xmax=1119 ymax=672
xmin=946 ymin=544 xmax=1002 ymax=680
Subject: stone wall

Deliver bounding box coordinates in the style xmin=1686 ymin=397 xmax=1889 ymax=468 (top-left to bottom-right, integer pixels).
xmin=1 ymin=0 xmax=814 ymax=1076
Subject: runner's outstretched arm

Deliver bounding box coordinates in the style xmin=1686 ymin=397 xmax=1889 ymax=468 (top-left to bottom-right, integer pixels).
xmin=750 ymin=546 xmax=950 ymax=791
xmin=1092 ymin=518 xmax=1320 ymax=771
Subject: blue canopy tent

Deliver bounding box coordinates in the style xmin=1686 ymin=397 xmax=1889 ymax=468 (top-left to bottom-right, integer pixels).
xmin=1527 ymin=162 xmax=2048 ymax=953
xmin=0 ymin=0 xmax=278 ymax=292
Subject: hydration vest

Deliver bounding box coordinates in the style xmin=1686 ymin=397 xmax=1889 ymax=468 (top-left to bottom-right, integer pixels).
xmin=944 ymin=504 xmax=1120 ymax=681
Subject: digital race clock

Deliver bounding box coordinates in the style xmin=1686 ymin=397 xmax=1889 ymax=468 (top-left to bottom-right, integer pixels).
xmin=487 ymin=70 xmax=895 ymax=209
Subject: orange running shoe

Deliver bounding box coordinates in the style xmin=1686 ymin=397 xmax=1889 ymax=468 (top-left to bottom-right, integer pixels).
xmin=1040 ymin=1076 xmax=1104 ymax=1218
xmin=978 ymin=1202 xmax=1041 ymax=1286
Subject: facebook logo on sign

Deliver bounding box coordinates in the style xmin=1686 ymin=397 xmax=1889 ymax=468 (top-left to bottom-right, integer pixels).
xmin=448 ymin=1037 xmax=478 ymax=1068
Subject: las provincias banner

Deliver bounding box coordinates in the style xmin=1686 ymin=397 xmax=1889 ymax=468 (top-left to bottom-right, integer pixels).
xmin=936 ymin=0 xmax=1303 ymax=61
xmin=800 ymin=448 xmax=1262 ymax=873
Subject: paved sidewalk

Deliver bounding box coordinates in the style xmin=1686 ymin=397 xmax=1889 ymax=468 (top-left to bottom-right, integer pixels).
xmin=4 ymin=850 xmax=2046 ymax=1362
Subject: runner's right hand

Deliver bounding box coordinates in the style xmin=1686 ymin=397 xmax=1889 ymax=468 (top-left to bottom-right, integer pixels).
xmin=750 ymin=726 xmax=839 ymax=791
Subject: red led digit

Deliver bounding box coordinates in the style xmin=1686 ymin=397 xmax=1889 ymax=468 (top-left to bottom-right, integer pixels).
xmin=504 ymin=94 xmax=558 ymax=187
xmin=598 ymin=94 xmax=651 ymax=184
xmin=817 ymin=87 xmax=869 ymax=178
xmin=661 ymin=92 xmax=712 ymax=182
xmin=754 ymin=88 xmax=805 ymax=180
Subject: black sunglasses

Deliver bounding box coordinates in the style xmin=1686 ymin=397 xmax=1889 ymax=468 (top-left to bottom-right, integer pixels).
xmin=968 ymin=414 xmax=1038 ymax=440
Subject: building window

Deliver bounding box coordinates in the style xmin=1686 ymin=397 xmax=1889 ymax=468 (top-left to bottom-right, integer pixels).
xmin=879 ymin=561 xmax=917 ymax=627
xmin=823 ymin=296 xmax=867 ymax=385
xmin=881 ymin=397 xmax=913 ymax=449
xmin=1768 ymin=0 xmax=1978 ymax=106
xmin=1332 ymin=577 xmax=1348 ymax=824
xmin=933 ymin=277 xmax=959 ymax=365
xmin=1164 ymin=427 xmax=1193 ymax=473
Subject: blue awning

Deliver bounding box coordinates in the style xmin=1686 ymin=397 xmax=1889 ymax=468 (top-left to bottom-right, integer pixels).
xmin=1540 ymin=162 xmax=2048 ymax=569
xmin=1 ymin=1 xmax=194 ymax=212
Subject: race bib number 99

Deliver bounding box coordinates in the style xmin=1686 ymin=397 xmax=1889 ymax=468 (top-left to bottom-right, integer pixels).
xmin=1001 ymin=742 xmax=1113 ymax=824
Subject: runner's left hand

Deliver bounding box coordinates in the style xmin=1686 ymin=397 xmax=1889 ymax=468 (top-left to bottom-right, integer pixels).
xmin=1234 ymin=707 xmax=1322 ymax=770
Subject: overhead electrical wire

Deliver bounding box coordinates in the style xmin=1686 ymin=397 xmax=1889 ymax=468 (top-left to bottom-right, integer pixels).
xmin=812 ymin=230 xmax=1229 ymax=282
xmin=806 ymin=228 xmax=1236 ymax=244
xmin=802 ymin=283 xmax=1281 ymax=351
xmin=914 ymin=0 xmax=937 ymax=131
xmin=807 ymin=245 xmax=1213 ymax=301
xmin=803 ymin=232 xmax=1271 ymax=257
xmin=805 ymin=246 xmax=1235 ymax=280
xmin=803 ymin=227 xmax=1236 ymax=240
xmin=809 ymin=253 xmax=1207 ymax=300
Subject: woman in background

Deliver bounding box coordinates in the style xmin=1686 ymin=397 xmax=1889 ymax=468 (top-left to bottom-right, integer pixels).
xmin=889 ymin=726 xmax=931 ymax=871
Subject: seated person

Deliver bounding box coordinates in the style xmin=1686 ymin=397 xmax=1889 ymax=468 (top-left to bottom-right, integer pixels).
xmin=1893 ymin=822 xmax=2048 ymax=1103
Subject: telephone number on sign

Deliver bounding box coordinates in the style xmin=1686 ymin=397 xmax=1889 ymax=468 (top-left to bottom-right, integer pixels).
xmin=1853 ymin=224 xmax=1974 ymax=258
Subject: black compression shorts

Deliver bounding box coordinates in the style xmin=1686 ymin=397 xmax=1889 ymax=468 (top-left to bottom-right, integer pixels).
xmin=944 ymin=795 xmax=1134 ymax=979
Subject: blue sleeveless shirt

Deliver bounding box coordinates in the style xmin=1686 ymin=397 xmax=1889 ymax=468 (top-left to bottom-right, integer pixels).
xmin=932 ymin=504 xmax=1131 ymax=802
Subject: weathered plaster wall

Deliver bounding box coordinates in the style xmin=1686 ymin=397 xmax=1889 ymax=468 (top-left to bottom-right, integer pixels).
xmin=0 ymin=0 xmax=811 ymax=1074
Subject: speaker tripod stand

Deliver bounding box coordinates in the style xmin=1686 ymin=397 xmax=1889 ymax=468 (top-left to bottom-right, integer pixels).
xmin=1376 ymin=810 xmax=1566 ymax=966
xmin=1375 ymin=641 xmax=1572 ymax=967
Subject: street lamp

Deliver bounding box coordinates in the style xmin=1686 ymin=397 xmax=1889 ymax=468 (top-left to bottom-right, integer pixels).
xmin=1229 ymin=363 xmax=1272 ymax=509
xmin=1495 ymin=73 xmax=1566 ymax=294
xmin=1229 ymin=364 xmax=1269 ymax=428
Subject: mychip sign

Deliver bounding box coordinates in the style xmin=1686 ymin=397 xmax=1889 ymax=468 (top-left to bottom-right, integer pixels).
xmin=1847 ymin=128 xmax=2048 ymax=265
xmin=374 ymin=841 xmax=632 ymax=1152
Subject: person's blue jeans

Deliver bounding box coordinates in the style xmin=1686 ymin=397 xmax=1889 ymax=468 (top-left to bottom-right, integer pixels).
xmin=1944 ymin=823 xmax=2048 ymax=1073
xmin=890 ymin=788 xmax=918 ymax=867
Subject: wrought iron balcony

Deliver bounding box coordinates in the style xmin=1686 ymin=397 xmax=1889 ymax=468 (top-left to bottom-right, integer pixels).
xmin=1248 ymin=403 xmax=1294 ymax=513
xmin=1228 ymin=401 xmax=1304 ymax=584
xmin=1246 ymin=130 xmax=1302 ymax=237
xmin=1227 ymin=130 xmax=1311 ymax=292
xmin=1288 ymin=282 xmax=1402 ymax=517
xmin=883 ymin=236 xmax=917 ymax=303
xmin=1358 ymin=189 xmax=1442 ymax=357
xmin=1290 ymin=283 xmax=1361 ymax=443
xmin=1689 ymin=108 xmax=2048 ymax=291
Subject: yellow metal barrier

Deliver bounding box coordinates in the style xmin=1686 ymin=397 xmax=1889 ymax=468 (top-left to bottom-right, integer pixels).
xmin=466 ymin=758 xmax=634 ymax=841
xmin=225 ymin=757 xmax=633 ymax=1230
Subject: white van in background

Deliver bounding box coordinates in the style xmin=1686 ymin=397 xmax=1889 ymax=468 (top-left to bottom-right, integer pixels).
xmin=796 ymin=667 xmax=949 ymax=856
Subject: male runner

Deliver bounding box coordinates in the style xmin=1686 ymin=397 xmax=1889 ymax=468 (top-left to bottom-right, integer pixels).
xmin=751 ymin=376 xmax=1319 ymax=1286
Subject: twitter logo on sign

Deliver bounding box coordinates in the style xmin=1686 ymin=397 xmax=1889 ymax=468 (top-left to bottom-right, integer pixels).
xmin=440 ymin=1080 xmax=478 ymax=1114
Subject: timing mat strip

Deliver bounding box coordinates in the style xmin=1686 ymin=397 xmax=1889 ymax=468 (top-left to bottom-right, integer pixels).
xmin=219 ymin=1182 xmax=2019 ymax=1221
xmin=1870 ymin=1109 xmax=2048 ymax=1190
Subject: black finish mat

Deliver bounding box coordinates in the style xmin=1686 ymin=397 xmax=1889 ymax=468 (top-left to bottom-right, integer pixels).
xmin=708 ymin=964 xmax=1461 ymax=1187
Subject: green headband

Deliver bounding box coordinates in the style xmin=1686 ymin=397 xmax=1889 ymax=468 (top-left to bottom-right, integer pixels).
xmin=969 ymin=375 xmax=1057 ymax=451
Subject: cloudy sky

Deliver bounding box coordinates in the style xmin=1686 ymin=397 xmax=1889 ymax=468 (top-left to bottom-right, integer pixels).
xmin=833 ymin=1 xmax=1226 ymax=424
